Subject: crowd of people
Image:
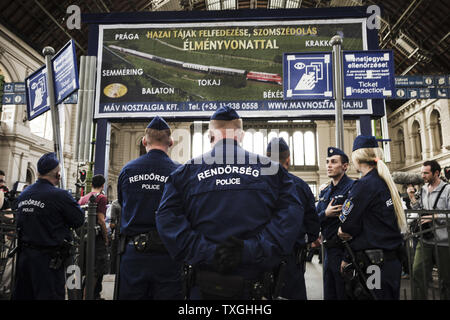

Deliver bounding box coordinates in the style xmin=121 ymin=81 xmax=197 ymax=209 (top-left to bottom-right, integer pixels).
xmin=2 ymin=106 xmax=449 ymax=300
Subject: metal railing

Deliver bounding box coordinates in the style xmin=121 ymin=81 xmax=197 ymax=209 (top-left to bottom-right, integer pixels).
xmin=402 ymin=209 xmax=450 ymax=300
xmin=0 ymin=210 xmax=17 ymax=300
xmin=0 ymin=196 xmax=100 ymax=300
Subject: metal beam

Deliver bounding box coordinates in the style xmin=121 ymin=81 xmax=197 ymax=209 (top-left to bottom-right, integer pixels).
xmin=380 ymin=0 xmax=424 ymax=48
xmin=33 ymin=0 xmax=86 ymax=54
xmin=140 ymin=1 xmax=154 ymax=10
xmin=96 ymin=0 xmax=111 ymax=12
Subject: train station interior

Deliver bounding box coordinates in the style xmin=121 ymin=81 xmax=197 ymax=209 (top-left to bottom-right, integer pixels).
xmin=0 ymin=0 xmax=449 ymax=303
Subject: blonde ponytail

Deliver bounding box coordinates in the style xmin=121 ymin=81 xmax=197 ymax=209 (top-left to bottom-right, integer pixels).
xmin=376 ymin=158 xmax=407 ymax=233
xmin=352 ymin=148 xmax=407 ymax=233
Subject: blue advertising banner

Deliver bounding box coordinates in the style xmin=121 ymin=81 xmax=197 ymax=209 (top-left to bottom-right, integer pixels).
xmin=94 ymin=18 xmax=375 ymax=119
xmin=51 ymin=39 xmax=79 ymax=105
xmin=25 ymin=66 xmax=50 ymax=121
xmin=283 ymin=52 xmax=333 ymax=100
xmin=343 ymin=50 xmax=395 ymax=99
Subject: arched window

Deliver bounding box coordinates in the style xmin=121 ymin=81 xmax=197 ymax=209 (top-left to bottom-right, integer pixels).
xmin=203 ymin=131 xmax=212 ymax=153
xmin=253 ymin=132 xmax=264 ymax=155
xmin=304 ymin=131 xmax=316 ymax=165
xmin=293 ymin=131 xmax=304 ymax=165
xmin=109 ymin=132 xmax=116 ymax=165
xmin=243 ymin=130 xmax=253 ymax=152
xmin=107 ymin=185 xmax=113 ymax=199
xmin=192 ymin=131 xmax=203 ymax=158
xmin=26 ymin=168 xmax=33 ymax=185
xmin=139 ymin=136 xmax=146 ymax=156
xmin=430 ymin=110 xmax=443 ymax=154
xmin=412 ymin=120 xmax=422 ymax=162
xmin=189 ymin=120 xmax=317 ymax=169
xmin=396 ymin=129 xmax=406 ymax=165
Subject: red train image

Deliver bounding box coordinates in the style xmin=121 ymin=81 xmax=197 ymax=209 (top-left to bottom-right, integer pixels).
xmin=108 ymin=45 xmax=282 ymax=86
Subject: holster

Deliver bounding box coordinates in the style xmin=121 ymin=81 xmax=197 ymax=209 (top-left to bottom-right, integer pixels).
xmin=272 ymin=260 xmax=287 ymax=299
xmin=182 ymin=264 xmax=195 ymax=300
xmin=323 ymin=235 xmax=344 ymax=249
xmin=118 ymin=234 xmax=127 ymax=256
xmin=341 ymin=263 xmax=374 ymax=300
xmin=295 ymin=245 xmax=308 ymax=268
xmin=49 ymin=240 xmax=75 ymax=270
xmin=131 ymin=229 xmax=167 ymax=254
xmin=363 ymin=249 xmax=384 ymax=267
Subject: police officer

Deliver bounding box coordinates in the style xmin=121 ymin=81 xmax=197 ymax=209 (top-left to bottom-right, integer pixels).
xmin=117 ymin=116 xmax=183 ymax=300
xmin=316 ymin=146 xmax=354 ymax=300
xmin=266 ymin=137 xmax=320 ymax=300
xmin=156 ymin=106 xmax=303 ymax=300
xmin=13 ymin=153 xmax=84 ymax=300
xmin=338 ymin=135 xmax=406 ymax=300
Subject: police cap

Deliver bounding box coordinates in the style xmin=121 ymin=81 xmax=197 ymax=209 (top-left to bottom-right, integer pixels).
xmin=327 ymin=147 xmax=349 ymax=163
xmin=352 ymin=135 xmax=379 ymax=151
xmin=146 ymin=116 xmax=170 ymax=130
xmin=37 ymin=152 xmax=59 ymax=175
xmin=267 ymin=137 xmax=290 ymax=154
xmin=210 ymin=106 xmax=240 ymax=121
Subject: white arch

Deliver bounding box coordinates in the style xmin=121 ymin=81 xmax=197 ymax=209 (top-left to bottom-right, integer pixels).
xmin=0 ymin=58 xmax=18 ymax=82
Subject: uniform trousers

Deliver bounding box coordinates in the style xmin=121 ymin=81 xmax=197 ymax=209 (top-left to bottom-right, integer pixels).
xmin=118 ymin=244 xmax=182 ymax=300
xmin=13 ymin=247 xmax=65 ymax=300
xmin=323 ymin=247 xmax=346 ymax=300
xmin=280 ymin=253 xmax=307 ymax=299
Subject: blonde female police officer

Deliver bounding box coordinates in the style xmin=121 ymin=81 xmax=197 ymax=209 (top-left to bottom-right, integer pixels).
xmin=338 ymin=135 xmax=407 ymax=300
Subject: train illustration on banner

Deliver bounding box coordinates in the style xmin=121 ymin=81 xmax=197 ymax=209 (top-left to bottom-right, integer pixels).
xmin=108 ymin=45 xmax=282 ymax=85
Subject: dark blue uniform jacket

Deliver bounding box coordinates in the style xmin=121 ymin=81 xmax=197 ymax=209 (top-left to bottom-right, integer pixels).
xmin=289 ymin=173 xmax=319 ymax=246
xmin=118 ymin=149 xmax=180 ymax=236
xmin=339 ymin=169 xmax=403 ymax=252
xmin=317 ymin=174 xmax=354 ymax=241
xmin=16 ymin=179 xmax=84 ymax=246
xmin=156 ymin=139 xmax=303 ymax=273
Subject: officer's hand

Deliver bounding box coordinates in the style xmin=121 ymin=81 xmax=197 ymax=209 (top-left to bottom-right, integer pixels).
xmin=338 ymin=227 xmax=352 ymax=241
xmin=214 ymin=237 xmax=244 ymax=274
xmin=325 ymin=199 xmax=342 ymax=217
xmin=311 ymin=238 xmax=321 ymax=248
xmin=340 ymin=260 xmax=350 ymax=274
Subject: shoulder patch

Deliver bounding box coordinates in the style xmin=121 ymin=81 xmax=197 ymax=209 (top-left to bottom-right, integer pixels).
xmin=342 ymin=199 xmax=354 ymax=216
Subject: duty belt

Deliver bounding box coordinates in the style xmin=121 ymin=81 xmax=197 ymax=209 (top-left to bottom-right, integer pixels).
xmin=21 ymin=242 xmax=60 ymax=253
xmin=194 ymin=269 xmax=268 ymax=299
xmin=354 ymin=247 xmax=401 ymax=268
xmin=127 ymin=229 xmax=168 ymax=254
xmin=323 ymin=236 xmax=344 ymax=249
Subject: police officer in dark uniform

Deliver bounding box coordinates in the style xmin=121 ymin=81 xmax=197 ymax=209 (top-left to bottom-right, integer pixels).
xmin=117 ymin=116 xmax=183 ymax=300
xmin=13 ymin=153 xmax=84 ymax=300
xmin=266 ymin=137 xmax=319 ymax=299
xmin=156 ymin=107 xmax=303 ymax=300
xmin=338 ymin=135 xmax=406 ymax=300
xmin=316 ymin=147 xmax=354 ymax=300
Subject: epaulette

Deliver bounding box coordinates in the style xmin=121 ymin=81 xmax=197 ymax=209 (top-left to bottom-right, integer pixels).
xmin=318 ymin=181 xmax=331 ymax=194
